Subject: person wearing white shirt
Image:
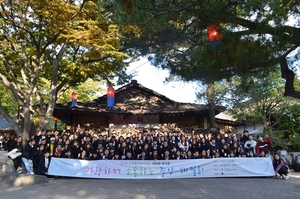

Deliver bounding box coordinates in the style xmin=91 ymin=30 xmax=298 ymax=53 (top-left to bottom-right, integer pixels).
xmin=244 ymin=134 xmax=257 ymax=154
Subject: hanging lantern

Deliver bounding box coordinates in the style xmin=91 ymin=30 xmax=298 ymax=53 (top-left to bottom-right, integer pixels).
xmin=54 ymin=117 xmax=58 ymax=130
xmin=208 ymin=24 xmax=222 ymax=48
xmin=107 ymin=86 xmax=115 ymax=108
xmin=71 ymin=92 xmax=77 ymax=107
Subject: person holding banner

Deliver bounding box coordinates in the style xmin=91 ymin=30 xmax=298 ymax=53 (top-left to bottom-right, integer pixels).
xmin=137 ymin=150 xmax=148 ymax=160
xmin=125 ymin=151 xmax=135 ymax=160
xmin=149 ymin=149 xmax=160 ymax=160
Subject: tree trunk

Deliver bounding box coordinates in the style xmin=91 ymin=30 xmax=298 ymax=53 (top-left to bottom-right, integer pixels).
xmin=208 ymin=102 xmax=216 ymax=128
xmin=0 ymin=103 xmax=22 ymax=136
xmin=206 ymin=84 xmax=216 ymax=128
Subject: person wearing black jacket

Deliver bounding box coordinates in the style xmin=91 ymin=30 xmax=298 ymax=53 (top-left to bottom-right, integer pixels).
xmin=36 ymin=150 xmax=51 ymax=175
xmin=8 ymin=136 xmax=23 ymax=173
xmin=22 ymin=139 xmax=36 ymax=174
xmin=6 ymin=134 xmax=16 ymax=152
xmin=159 ymin=141 xmax=171 ymax=157
xmin=240 ymin=130 xmax=249 ymax=147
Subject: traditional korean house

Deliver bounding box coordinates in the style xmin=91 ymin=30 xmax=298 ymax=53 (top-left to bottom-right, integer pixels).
xmin=215 ymin=112 xmax=246 ymax=134
xmin=54 ymin=80 xmax=224 ymax=131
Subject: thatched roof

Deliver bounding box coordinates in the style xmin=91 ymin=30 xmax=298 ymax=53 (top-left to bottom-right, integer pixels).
xmin=54 ymin=80 xmax=210 ymax=115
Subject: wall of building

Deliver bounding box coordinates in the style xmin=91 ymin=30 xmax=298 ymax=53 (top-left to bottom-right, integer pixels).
xmin=72 ymin=115 xmax=106 ymax=127
xmin=235 ymin=121 xmax=264 ymax=134
xmin=163 ymin=115 xmax=198 ymax=127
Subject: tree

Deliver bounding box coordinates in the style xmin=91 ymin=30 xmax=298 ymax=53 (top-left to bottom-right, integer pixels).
xmin=105 ymin=0 xmax=300 ymax=99
xmin=196 ymin=80 xmax=232 ymax=128
xmin=0 ymin=0 xmax=129 ymax=143
xmin=41 ymin=78 xmax=107 ymax=104
xmin=229 ymin=67 xmax=289 ymax=128
xmin=0 ymin=84 xmax=18 ymax=116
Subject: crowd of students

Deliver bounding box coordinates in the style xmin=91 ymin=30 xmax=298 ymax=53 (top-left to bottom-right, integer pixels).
xmin=4 ymin=127 xmax=290 ymax=179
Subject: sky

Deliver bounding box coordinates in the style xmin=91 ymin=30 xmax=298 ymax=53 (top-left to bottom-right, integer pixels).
xmin=120 ymin=57 xmax=200 ymax=104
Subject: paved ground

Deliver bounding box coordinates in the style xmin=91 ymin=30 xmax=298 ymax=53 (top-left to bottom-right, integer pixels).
xmin=1 ymin=151 xmax=300 ymax=199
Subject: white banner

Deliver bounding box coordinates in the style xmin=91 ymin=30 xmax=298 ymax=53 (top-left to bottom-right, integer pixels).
xmin=48 ymin=157 xmax=275 ymax=179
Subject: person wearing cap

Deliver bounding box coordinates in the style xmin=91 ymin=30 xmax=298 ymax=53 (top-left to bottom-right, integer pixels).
xmin=54 ymin=142 xmax=63 ymax=158
xmin=49 ymin=137 xmax=56 ymax=156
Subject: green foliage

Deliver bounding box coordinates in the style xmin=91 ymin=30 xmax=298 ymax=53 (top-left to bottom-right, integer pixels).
xmin=57 ymin=79 xmax=106 ymax=104
xmin=0 ymin=0 xmax=129 ymax=137
xmin=228 ymin=68 xmax=288 ymax=125
xmin=289 ymin=135 xmax=300 ymax=152
xmin=262 ymin=128 xmax=300 ymax=153
xmin=48 ymin=118 xmax=66 ymax=131
xmin=107 ymin=0 xmax=300 ymax=99
xmin=195 ymin=79 xmax=230 ymax=106
xmin=262 ymin=129 xmax=290 ymax=154
xmin=276 ymin=103 xmax=300 ymax=151
xmin=0 ymin=84 xmax=18 ymax=115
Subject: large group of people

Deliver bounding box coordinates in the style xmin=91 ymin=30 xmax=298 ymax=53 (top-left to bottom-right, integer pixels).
xmin=4 ymin=127 xmax=289 ymax=179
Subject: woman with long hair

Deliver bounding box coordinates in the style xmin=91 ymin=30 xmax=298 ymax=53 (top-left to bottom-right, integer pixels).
xmin=8 ymin=136 xmax=23 ymax=173
xmin=178 ymin=136 xmax=189 ymax=152
xmin=273 ymin=153 xmax=290 ymax=179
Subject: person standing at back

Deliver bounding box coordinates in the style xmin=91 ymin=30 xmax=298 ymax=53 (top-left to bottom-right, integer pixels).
xmin=244 ymin=134 xmax=257 ymax=154
xmin=256 ymin=135 xmax=272 ymax=156
xmin=240 ymin=130 xmax=249 ymax=147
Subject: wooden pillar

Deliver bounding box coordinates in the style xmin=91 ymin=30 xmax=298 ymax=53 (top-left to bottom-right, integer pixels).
xmin=203 ymin=117 xmax=208 ymax=129
xmin=104 ymin=114 xmax=110 ymax=127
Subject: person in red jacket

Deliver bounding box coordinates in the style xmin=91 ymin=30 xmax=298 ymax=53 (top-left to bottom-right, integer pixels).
xmin=256 ymin=135 xmax=271 ymax=156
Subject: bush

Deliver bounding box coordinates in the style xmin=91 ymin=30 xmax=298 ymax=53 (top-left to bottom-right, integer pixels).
xmin=263 ymin=130 xmax=300 ymax=154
